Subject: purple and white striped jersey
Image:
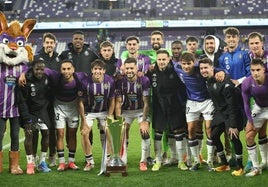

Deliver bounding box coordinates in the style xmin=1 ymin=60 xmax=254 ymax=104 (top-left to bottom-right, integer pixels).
xmin=0 ymin=63 xmax=28 ymax=118
xmin=115 ymin=76 xmax=150 ymax=110
xmin=81 ymin=74 xmax=115 ymax=112
xmin=117 ymin=54 xmax=151 ymax=74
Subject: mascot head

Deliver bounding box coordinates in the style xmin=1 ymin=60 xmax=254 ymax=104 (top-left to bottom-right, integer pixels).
xmin=0 ymin=11 xmax=36 ymax=66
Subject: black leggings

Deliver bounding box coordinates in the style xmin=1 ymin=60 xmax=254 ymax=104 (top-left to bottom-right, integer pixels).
xmin=0 ymin=117 xmax=20 ymax=151
xmin=211 ymin=123 xmax=242 ymax=155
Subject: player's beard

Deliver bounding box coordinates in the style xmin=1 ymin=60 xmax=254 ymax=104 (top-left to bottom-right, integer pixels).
xmin=126 ymin=72 xmax=136 ymax=81
xmin=152 ymin=43 xmax=161 ymax=51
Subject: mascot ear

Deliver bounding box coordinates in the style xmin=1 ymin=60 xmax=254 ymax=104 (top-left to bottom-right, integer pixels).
xmin=21 ymin=19 xmax=36 ymax=39
xmin=0 ymin=11 xmax=8 ymax=32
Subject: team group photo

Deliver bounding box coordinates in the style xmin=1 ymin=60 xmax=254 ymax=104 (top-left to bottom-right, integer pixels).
xmin=0 ymin=0 xmax=267 ymax=186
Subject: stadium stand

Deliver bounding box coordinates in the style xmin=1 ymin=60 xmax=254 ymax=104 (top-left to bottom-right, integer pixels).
xmin=2 ymin=0 xmax=267 ymax=56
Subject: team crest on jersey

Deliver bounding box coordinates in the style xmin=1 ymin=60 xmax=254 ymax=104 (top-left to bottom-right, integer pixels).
xmin=67 ymin=52 xmax=73 ymax=59
xmin=239 ymin=53 xmax=242 ymax=59
xmin=137 ymin=59 xmax=144 ymax=65
xmin=30 ymin=84 xmax=36 ymax=96
xmin=136 ymin=83 xmax=141 ymax=89
xmin=84 ymin=50 xmax=89 ymax=56
xmin=4 ymin=75 xmax=16 ymax=86
xmin=152 ymin=73 xmax=157 ymax=87
xmin=103 ymin=83 xmax=109 ymax=89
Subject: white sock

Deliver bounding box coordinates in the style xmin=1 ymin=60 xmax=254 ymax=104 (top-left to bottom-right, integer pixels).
xmin=168 ymin=138 xmax=177 ymax=160
xmin=175 ymin=140 xmax=183 ymax=162
xmin=247 ymin=145 xmax=259 ymax=168
xmin=141 ymin=138 xmax=150 ymax=162
xmin=40 ymin=152 xmax=47 ymax=164
xmin=259 ymin=142 xmax=268 ymax=164
xmin=154 ymin=140 xmax=162 ymax=163
xmin=26 ymin=155 xmax=34 ymax=164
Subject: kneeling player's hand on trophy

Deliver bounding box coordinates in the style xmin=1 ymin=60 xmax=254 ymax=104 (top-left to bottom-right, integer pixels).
xmin=139 ymin=121 xmax=149 ymax=135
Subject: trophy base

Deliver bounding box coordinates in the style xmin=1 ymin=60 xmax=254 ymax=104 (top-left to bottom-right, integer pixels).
xmin=106 ymin=165 xmax=127 ymax=177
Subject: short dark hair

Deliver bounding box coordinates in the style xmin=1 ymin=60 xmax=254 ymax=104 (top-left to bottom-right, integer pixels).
xmin=151 ymin=30 xmax=164 ymax=38
xmin=126 ymin=36 xmax=140 ymax=44
xmin=31 ymin=59 xmax=45 ymax=67
xmin=199 ymin=57 xmax=213 ymax=66
xmin=204 ymin=35 xmax=215 ymax=41
xmin=156 ymin=49 xmax=170 ymax=57
xmin=171 ymin=40 xmax=183 ymax=46
xmin=250 ymin=58 xmax=264 ymax=67
xmin=72 ymin=30 xmax=84 ymax=36
xmin=181 ymin=52 xmax=195 ymax=62
xmin=223 ymin=27 xmax=239 ymax=36
xmin=91 ymin=59 xmax=106 ymax=69
xmin=186 ymin=36 xmax=199 ymax=44
xmin=60 ymin=59 xmax=74 ymax=66
xmin=43 ymin=32 xmax=56 ymax=42
xmin=124 ymin=57 xmax=137 ymax=65
xmin=247 ymin=32 xmax=264 ymax=42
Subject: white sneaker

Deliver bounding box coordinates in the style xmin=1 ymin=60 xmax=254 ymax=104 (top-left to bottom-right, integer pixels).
xmin=83 ymin=162 xmax=93 ymax=171
xmin=245 ymin=167 xmax=262 ymax=177
xmin=48 ymin=155 xmax=57 ymax=167
xmin=162 ymin=158 xmax=178 ymax=166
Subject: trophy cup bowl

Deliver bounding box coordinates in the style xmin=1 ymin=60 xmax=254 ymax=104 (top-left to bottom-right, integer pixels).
xmin=106 ymin=116 xmax=127 ymax=176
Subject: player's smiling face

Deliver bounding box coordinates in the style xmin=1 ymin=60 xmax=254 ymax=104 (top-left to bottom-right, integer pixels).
xmin=156 ymin=53 xmax=170 ymax=71
xmin=225 ymin=34 xmax=239 ymax=50
xmin=61 ymin=62 xmax=74 ymax=82
xmin=92 ymin=65 xmax=105 ymax=82
xmin=199 ymin=63 xmax=213 ymax=78
xmin=126 ymin=39 xmax=139 ymax=55
xmin=125 ymin=62 xmax=137 ymax=81
xmin=181 ymin=60 xmax=195 ymax=74
xmin=248 ymin=36 xmax=264 ymax=57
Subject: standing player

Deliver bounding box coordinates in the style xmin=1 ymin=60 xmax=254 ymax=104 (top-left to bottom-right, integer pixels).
xmin=99 ymin=41 xmax=118 ymax=77
xmin=118 ymin=36 xmax=151 ymax=77
xmin=45 ymin=59 xmax=87 ymax=171
xmin=34 ymin=32 xmax=60 ymax=167
xmin=78 ymin=59 xmax=115 ymax=171
xmin=174 ymin=52 xmax=216 ymax=171
xmin=17 ymin=60 xmax=52 ymax=174
xmin=242 ymin=58 xmax=268 ymax=177
xmin=59 ymin=30 xmax=99 ymax=74
xmin=246 ymin=32 xmax=268 ymax=170
xmin=149 ymin=50 xmax=187 ymax=171
xmin=171 ymin=40 xmax=184 ymax=64
xmin=199 ymin=58 xmax=244 ymax=176
xmin=219 ymin=27 xmax=251 ymax=86
xmin=115 ymin=57 xmax=151 ymax=172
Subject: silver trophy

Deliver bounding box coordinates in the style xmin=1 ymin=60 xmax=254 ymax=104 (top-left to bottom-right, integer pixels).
xmin=106 ymin=116 xmax=127 ymax=177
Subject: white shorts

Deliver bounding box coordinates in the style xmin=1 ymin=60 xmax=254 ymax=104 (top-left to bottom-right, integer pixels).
xmin=122 ymin=109 xmax=150 ymax=125
xmin=186 ymin=99 xmax=214 ymax=122
xmin=252 ymin=104 xmax=268 ymax=128
xmin=84 ymin=111 xmax=108 ymax=130
xmin=54 ymin=99 xmax=79 ymax=129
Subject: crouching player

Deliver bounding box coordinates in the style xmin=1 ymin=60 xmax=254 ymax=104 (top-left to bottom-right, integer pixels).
xmin=17 ymin=60 xmax=52 ymax=174
xmin=199 ymin=58 xmax=244 ymax=176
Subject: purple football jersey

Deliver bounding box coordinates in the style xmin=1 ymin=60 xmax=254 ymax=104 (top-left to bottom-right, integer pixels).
xmin=115 ymin=76 xmax=150 ymax=110
xmin=0 ymin=63 xmax=28 ymax=118
xmin=81 ymin=74 xmax=115 ymax=112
